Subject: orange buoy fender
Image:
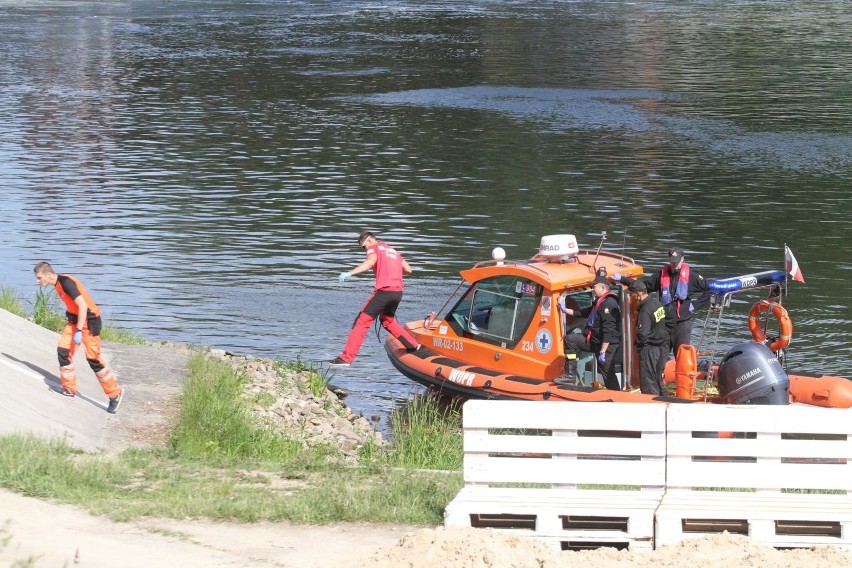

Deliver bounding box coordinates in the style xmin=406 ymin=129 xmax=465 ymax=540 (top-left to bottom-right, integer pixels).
xmin=663 ymin=358 xmax=676 ymax=384
xmin=674 ymin=344 xmax=698 ymax=399
xmin=748 ymin=300 xmax=793 ymax=352
xmin=789 ymin=374 xmax=852 ymax=408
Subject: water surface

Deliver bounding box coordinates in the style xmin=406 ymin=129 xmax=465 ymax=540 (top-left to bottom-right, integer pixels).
xmin=1 ymin=0 xmax=850 ymax=428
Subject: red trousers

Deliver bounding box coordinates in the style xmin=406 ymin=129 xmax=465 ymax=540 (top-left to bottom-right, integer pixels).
xmin=340 ymin=290 xmax=417 ymax=363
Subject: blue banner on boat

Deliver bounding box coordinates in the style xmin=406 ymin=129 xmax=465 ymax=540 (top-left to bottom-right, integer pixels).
xmin=709 ymin=270 xmax=786 ymax=293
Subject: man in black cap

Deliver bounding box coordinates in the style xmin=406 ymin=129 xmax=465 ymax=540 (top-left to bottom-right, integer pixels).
xmin=630 ymin=279 xmax=668 ymax=396
xmin=614 ymin=246 xmax=710 ymax=358
xmin=558 ymin=275 xmax=622 ymax=390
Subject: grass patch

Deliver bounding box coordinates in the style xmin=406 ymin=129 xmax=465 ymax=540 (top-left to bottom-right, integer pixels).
xmin=274 ymin=354 xmax=332 ymax=399
xmin=0 ymin=436 xmax=461 ymax=524
xmin=170 ymin=353 xmax=307 ymax=462
xmin=0 ymin=287 xmax=28 ymax=318
xmin=251 ymin=392 xmax=277 ymax=408
xmin=382 ymin=393 xmax=463 ymax=471
xmin=100 ymin=323 xmax=146 ymax=344
xmin=0 ymin=435 xmax=133 ymax=502
xmin=286 ymin=466 xmax=459 ymax=524
xmin=31 ymin=288 xmax=66 ymax=332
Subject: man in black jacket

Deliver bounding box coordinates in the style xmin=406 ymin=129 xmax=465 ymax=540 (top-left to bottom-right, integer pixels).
xmin=559 ymin=275 xmax=622 ymax=391
xmin=615 ymin=247 xmax=710 ymax=358
xmin=631 ymin=279 xmax=668 ymax=395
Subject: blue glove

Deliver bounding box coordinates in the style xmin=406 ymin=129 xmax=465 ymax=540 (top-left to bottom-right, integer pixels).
xmin=597 ymin=352 xmax=607 ymax=364
xmin=338 ymin=271 xmax=351 ymax=284
xmin=611 ymin=273 xmax=622 ymax=282
xmin=73 ymin=330 xmax=83 ymax=345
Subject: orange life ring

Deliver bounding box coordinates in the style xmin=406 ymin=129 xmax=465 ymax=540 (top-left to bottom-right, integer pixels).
xmin=748 ymin=300 xmax=792 ymax=352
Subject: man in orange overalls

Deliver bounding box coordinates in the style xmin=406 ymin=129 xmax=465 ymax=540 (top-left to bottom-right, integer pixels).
xmin=34 ymin=262 xmax=123 ymax=413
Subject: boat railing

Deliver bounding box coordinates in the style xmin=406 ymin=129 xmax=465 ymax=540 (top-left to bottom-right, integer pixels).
xmin=695 ymin=271 xmax=788 ymax=382
xmin=471 ymin=248 xmax=637 ymax=277
xmin=575 ymin=248 xmax=637 ymax=264
xmin=566 ymin=249 xmax=639 ymax=276
xmin=470 ymin=258 xmax=554 ymax=279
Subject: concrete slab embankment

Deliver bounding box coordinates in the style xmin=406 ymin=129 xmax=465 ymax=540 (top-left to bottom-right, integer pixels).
xmin=0 ymin=309 xmax=189 ymax=453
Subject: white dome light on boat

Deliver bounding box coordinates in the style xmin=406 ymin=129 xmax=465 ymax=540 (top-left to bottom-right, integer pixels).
xmin=539 ymin=234 xmax=579 ymax=261
xmin=492 ymin=247 xmax=506 ymax=265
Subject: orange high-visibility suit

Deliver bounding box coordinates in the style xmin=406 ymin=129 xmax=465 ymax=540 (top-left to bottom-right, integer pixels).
xmin=54 ymin=274 xmax=121 ymax=397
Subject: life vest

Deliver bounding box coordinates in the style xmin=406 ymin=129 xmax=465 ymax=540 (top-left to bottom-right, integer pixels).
xmin=585 ymin=292 xmax=618 ymax=341
xmin=660 ymin=263 xmax=690 ymax=318
xmin=55 ymin=274 xmax=100 ymax=319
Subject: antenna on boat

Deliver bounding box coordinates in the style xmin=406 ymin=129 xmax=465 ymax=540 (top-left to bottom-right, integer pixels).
xmin=592 ymin=231 xmax=607 ymax=270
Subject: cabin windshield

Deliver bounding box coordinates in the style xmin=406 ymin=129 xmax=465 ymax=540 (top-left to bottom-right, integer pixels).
xmin=446 ymin=275 xmax=542 ymax=348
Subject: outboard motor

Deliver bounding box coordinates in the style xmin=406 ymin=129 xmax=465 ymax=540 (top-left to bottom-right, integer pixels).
xmin=716 ymin=340 xmax=789 ymax=405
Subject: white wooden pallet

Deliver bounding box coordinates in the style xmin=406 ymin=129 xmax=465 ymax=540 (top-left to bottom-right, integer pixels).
xmin=445 ymin=487 xmax=662 ymax=550
xmin=656 ymin=404 xmax=852 ymax=549
xmin=445 ymin=400 xmax=667 ymax=551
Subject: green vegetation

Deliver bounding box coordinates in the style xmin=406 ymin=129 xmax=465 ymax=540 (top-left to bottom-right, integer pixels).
xmin=170 ymin=354 xmax=308 ymax=462
xmin=0 ymin=350 xmax=464 ymax=525
xmin=100 ymin=323 xmax=147 ymax=345
xmin=0 ymin=287 xmax=27 ymax=318
xmin=1 ymin=285 xmax=145 ymax=344
xmin=31 ymin=287 xmax=66 ymax=332
xmin=383 ymin=394 xmax=464 ymax=471
xmin=274 ymin=354 xmax=332 ymax=400
xmin=0 ymin=433 xmax=460 ymax=524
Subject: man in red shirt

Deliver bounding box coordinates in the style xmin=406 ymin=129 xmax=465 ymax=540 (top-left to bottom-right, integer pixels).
xmin=330 ymin=232 xmax=419 ymax=366
xmin=34 ymin=262 xmax=124 ymax=413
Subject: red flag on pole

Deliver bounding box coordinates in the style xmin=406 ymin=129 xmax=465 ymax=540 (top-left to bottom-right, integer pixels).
xmin=785 ymin=246 xmax=805 ymax=283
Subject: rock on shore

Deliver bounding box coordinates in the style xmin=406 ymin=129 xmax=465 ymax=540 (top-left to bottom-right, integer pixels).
xmin=208 ymin=349 xmax=386 ymax=461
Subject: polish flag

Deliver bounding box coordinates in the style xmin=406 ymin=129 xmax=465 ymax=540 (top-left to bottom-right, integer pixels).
xmin=785 ymin=246 xmax=805 ymax=283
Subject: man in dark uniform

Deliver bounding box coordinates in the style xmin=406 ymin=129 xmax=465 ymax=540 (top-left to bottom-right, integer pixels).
xmin=631 ymin=279 xmax=668 ymax=396
xmin=558 ymin=275 xmax=622 ymax=390
xmin=615 ymin=246 xmax=710 ymax=358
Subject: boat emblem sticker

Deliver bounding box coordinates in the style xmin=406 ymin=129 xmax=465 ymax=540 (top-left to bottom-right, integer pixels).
xmin=516 ymin=281 xmax=538 ymax=296
xmin=535 ymin=329 xmax=553 ymax=354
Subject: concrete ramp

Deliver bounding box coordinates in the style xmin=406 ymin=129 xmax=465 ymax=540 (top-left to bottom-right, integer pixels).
xmin=0 ymin=309 xmax=188 ymax=453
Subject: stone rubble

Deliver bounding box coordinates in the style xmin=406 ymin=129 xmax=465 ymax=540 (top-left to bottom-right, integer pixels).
xmin=208 ymin=349 xmax=386 ymax=461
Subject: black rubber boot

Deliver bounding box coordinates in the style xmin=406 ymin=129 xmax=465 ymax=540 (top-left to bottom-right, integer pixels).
xmin=567 ymin=357 xmax=580 ymax=384
xmin=557 ymin=355 xmax=579 ymax=386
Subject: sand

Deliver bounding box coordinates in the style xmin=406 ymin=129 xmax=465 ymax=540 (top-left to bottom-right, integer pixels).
xmin=4 ymin=496 xmax=850 ymax=568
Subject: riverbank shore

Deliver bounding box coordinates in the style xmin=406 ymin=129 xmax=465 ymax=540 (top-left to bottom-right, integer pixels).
xmin=2 ymin=308 xmax=851 ymax=567
xmin=0 ymin=301 xmax=384 ymax=457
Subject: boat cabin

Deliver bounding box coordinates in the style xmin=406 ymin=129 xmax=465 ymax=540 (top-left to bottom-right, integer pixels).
xmin=415 ymin=235 xmax=646 ymax=388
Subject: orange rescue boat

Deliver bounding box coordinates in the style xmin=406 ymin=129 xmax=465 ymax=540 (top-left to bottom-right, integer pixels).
xmin=384 ymin=234 xmax=852 ymax=408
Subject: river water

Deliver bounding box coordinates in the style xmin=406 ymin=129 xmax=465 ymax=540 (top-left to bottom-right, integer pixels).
xmin=1 ymin=1 xmax=850 ymax=429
